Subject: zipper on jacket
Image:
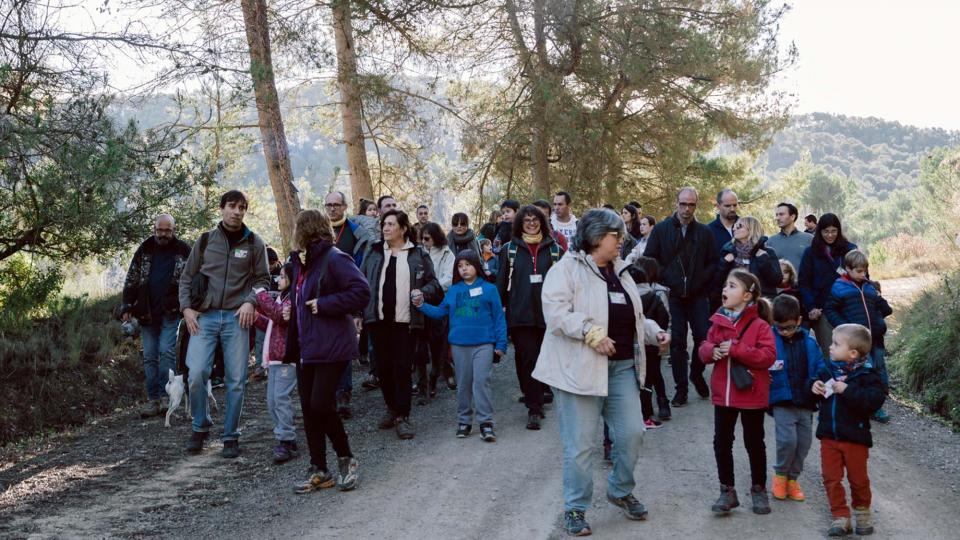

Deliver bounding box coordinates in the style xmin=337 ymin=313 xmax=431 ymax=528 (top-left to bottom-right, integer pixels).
xmin=856 ymin=283 xmax=872 ymax=334
xmin=220 ymin=233 xmax=231 ymax=309
xmin=831 ymin=395 xmax=838 ymax=439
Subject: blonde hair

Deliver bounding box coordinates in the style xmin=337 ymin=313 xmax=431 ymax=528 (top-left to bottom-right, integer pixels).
xmin=294 ymin=209 xmax=334 ymax=250
xmin=779 ymin=259 xmax=797 ymax=287
xmin=735 ymin=216 xmax=764 ymax=247
xmin=832 ymin=323 xmax=872 ymax=359
xmin=844 ymin=249 xmax=869 ymax=270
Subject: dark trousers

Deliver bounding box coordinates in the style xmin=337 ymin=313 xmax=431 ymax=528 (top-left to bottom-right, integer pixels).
xmin=714 ymin=406 xmax=767 ymax=487
xmin=512 ymin=326 xmax=546 ymax=415
xmin=371 ymin=321 xmax=414 ymax=417
xmin=426 ymin=318 xmax=453 ymax=384
xmin=298 ymin=361 xmax=352 ymax=472
xmin=639 ymin=345 xmax=668 ymax=419
xmin=668 ymin=295 xmax=709 ymax=398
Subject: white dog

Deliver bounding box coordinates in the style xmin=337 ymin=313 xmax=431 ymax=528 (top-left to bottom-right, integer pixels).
xmin=164 ymin=369 xmax=218 ymax=428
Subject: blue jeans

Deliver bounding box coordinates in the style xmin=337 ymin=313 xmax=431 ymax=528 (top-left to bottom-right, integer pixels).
xmin=267 ymin=364 xmax=298 ymax=441
xmin=336 ymin=358 xmax=353 ymax=398
xmin=253 ymin=327 xmax=266 ymax=367
xmin=141 ymin=315 xmax=180 ymax=400
xmin=668 ymin=295 xmax=709 ymax=398
xmin=186 ymin=310 xmax=250 ymax=441
xmin=870 ymin=346 xmax=888 ymax=388
xmin=555 ymin=360 xmax=646 ymax=512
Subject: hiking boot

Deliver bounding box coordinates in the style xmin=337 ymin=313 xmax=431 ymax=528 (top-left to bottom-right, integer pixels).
xmin=294 ymin=467 xmax=335 ymax=494
xmin=751 ymin=485 xmax=771 ymax=514
xmin=526 ymin=413 xmax=542 ymax=430
xmin=787 ymin=479 xmax=806 ymax=501
xmin=479 ymin=423 xmax=496 ymax=442
xmin=139 ymin=400 xmax=161 ymax=418
xmin=671 ymin=395 xmax=688 ymax=407
xmin=336 ymin=456 xmax=359 ymax=491
xmin=872 ymin=408 xmax=890 ymax=424
xmin=361 ymin=374 xmax=380 ymax=390
xmin=827 ymin=517 xmax=852 ymax=537
xmin=337 ymin=393 xmax=352 ymax=419
xmin=772 ymin=474 xmax=788 ymax=500
xmin=273 ymin=440 xmax=298 ymax=463
xmin=563 ymin=510 xmax=591 ymax=536
xmin=643 ymin=418 xmax=662 ymax=430
xmin=456 ymin=424 xmax=472 ymax=438
xmin=395 ymin=417 xmax=415 ymax=440
xmin=692 ymin=377 xmax=710 ymax=398
xmin=711 ymin=485 xmax=739 ymax=515
xmin=222 ymin=440 xmax=240 ymax=459
xmin=377 ymin=410 xmax=397 ymax=430
xmin=607 ymin=492 xmax=648 ymax=520
xmin=184 ymin=431 xmax=209 ymax=454
xmin=853 ymin=507 xmax=874 ymax=535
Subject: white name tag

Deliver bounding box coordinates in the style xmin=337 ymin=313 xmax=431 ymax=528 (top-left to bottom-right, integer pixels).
xmin=836 ymin=265 xmax=845 ymax=276
xmin=529 ymin=274 xmax=543 ymax=284
xmin=770 ymin=359 xmax=784 ymax=371
xmin=609 ymin=292 xmax=627 ymax=305
xmin=469 ymin=287 xmax=483 ymax=297
xmin=234 ymin=248 xmax=248 ymax=259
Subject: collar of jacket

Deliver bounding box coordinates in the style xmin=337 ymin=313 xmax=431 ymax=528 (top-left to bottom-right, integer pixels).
xmin=779 ymin=325 xmax=811 ymax=344
xmin=671 ymin=213 xmax=700 ymax=228
xmin=379 ymin=239 xmax=415 ymax=253
xmin=569 ymin=250 xmax=628 ymax=277
xmin=306 ymin=240 xmax=334 ymax=262
xmin=709 ymin=302 xmax=760 ymax=330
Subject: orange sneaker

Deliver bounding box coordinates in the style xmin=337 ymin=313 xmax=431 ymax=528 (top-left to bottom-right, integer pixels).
xmin=787 ymin=479 xmax=806 ymax=501
xmin=772 ymin=474 xmax=787 ymax=500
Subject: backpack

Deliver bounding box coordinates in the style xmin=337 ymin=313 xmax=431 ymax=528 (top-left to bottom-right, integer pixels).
xmin=505 ymin=241 xmax=560 ymax=292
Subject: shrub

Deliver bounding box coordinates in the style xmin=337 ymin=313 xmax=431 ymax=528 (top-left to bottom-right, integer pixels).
xmin=890 ymin=272 xmax=960 ymax=426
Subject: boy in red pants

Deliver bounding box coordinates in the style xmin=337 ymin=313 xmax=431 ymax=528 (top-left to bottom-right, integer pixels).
xmin=812 ymin=323 xmax=886 ymax=536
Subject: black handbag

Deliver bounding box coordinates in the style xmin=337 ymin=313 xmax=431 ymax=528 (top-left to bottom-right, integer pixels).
xmin=729 ymin=319 xmax=756 ymax=391
xmin=188 ymin=232 xmax=211 ymax=310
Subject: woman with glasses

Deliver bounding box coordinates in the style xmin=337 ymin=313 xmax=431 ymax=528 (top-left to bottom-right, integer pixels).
xmin=495 ymin=205 xmax=564 ymax=431
xmin=417 ymin=222 xmax=456 ymax=399
xmin=447 ymin=212 xmax=482 ymax=256
xmin=717 ymin=216 xmax=783 ymax=298
xmin=532 ymin=208 xmax=669 ymax=536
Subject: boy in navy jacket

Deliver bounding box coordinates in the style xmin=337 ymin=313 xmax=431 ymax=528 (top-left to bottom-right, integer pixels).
xmin=812 ymin=323 xmax=886 ymax=537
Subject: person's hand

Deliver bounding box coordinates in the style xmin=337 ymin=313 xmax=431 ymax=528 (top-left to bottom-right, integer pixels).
xmin=755 ymin=249 xmax=767 ymax=257
xmin=833 ymin=380 xmax=848 ymax=394
xmin=717 ymin=340 xmax=732 ymax=356
xmin=183 ymin=308 xmax=200 ymax=335
xmin=354 ymin=317 xmax=362 ymax=333
xmin=712 ymin=346 xmax=724 ymax=362
xmin=808 ymin=309 xmax=821 ymax=320
xmin=411 ymin=289 xmax=424 ymax=307
xmin=236 ymin=302 xmax=256 ymax=329
xmin=121 ymin=311 xmax=131 ymax=323
xmin=305 ymin=299 xmax=320 ymax=315
xmin=495 ymin=349 xmax=505 ymax=357
xmin=812 ymin=380 xmax=826 ymax=396
xmin=282 ymin=304 xmax=291 ymax=321
xmin=253 ymin=287 xmax=266 ymax=294
xmin=724 ymin=253 xmax=735 ymax=263
xmin=656 ymin=332 xmax=671 ymax=353
xmin=594 ymin=337 xmax=616 ymax=357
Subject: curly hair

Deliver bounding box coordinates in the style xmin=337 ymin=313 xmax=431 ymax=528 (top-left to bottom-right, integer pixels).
xmin=294 ymin=209 xmax=334 ymax=250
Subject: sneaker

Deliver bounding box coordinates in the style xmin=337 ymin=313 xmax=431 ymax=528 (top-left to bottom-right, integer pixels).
xmin=607 ymin=492 xmax=648 ymax=520
xmin=479 ymin=423 xmax=496 ymax=442
xmin=377 ymin=410 xmax=397 ymax=430
xmin=827 ymin=517 xmax=852 ymax=537
xmin=139 ymin=400 xmax=161 ymax=418
xmin=446 ymin=376 xmax=457 ymax=390
xmin=643 ymin=418 xmax=662 ymax=429
xmin=711 ymin=485 xmax=739 ymax=515
xmin=273 ymin=441 xmax=299 ymax=463
xmin=294 ymin=467 xmax=336 ymax=494
xmin=772 ymin=474 xmax=788 ymax=500
xmin=395 ymin=417 xmax=415 ymax=440
xmin=563 ymin=510 xmax=591 ymax=536
xmin=337 ymin=393 xmax=352 ymax=419
xmin=336 ymin=456 xmax=359 ymax=491
xmin=751 ymin=485 xmax=771 ymax=515
xmin=853 ymin=507 xmax=874 ymax=535
xmin=184 ymin=431 xmax=209 ymax=454
xmin=692 ymin=377 xmax=710 ymax=398
xmin=222 ymin=440 xmax=240 ymax=459
xmin=786 ymin=479 xmax=806 ymax=501
xmin=671 ymin=395 xmax=688 ymax=407
xmin=210 ymin=377 xmax=225 ymax=389
xmin=872 ymin=408 xmax=890 ymax=424
xmin=456 ymin=424 xmax=472 ymax=438
xmin=361 ymin=374 xmax=380 ymax=390
xmin=526 ymin=413 xmax=542 ymax=431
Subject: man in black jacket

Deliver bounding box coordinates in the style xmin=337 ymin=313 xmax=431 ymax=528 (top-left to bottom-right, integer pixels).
xmin=643 ymin=187 xmax=719 ymax=406
xmin=121 ymin=214 xmax=192 ymax=419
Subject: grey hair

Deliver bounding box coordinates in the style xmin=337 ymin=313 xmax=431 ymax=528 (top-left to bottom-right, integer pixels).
xmin=572 ymin=208 xmax=626 ymax=253
xmin=155 ymin=214 xmax=175 ymax=227
xmin=677 ymin=186 xmax=699 ymax=201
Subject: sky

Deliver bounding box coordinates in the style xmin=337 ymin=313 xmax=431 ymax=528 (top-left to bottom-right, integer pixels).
xmin=776 ymin=0 xmax=960 ymax=130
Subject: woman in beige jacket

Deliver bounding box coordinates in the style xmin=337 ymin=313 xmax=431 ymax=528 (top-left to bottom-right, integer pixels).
xmin=532 ymin=209 xmax=669 ymax=536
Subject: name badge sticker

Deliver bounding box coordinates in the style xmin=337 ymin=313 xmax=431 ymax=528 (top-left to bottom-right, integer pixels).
xmin=770 ymin=359 xmax=784 ymax=371
xmin=609 ymin=292 xmax=627 ymax=305
xmin=234 ymin=248 xmax=248 ymax=259
xmin=530 ymin=274 xmax=543 ymax=284
xmin=469 ymin=287 xmax=483 ymax=297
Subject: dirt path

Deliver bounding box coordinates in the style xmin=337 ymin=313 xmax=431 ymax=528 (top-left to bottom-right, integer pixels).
xmin=2 ymin=275 xmax=957 ymax=539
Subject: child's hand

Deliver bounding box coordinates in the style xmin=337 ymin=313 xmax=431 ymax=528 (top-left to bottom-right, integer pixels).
xmin=833 ymin=380 xmax=848 ymax=394
xmin=724 ymin=253 xmax=735 ymax=263
xmin=712 ymin=346 xmax=724 ymax=361
xmin=812 ymin=380 xmax=826 ymax=396
xmin=282 ymin=304 xmax=291 ymax=321
xmin=493 ymin=350 xmax=504 ymax=364
xmin=717 ymin=340 xmax=732 ymax=356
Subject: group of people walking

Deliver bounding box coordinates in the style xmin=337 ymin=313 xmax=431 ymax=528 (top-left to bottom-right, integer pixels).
xmin=121 ymin=185 xmax=891 ymax=537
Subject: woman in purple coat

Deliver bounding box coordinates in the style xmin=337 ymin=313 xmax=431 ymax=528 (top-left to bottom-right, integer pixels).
xmin=285 ymin=209 xmax=371 ymax=494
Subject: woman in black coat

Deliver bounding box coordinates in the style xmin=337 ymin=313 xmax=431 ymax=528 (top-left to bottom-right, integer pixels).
xmin=717 ymin=216 xmax=783 ymax=298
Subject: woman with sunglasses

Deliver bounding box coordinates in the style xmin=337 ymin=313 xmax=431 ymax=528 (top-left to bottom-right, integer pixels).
xmin=447 ymin=213 xmax=482 ymax=257
xmin=717 ymin=216 xmax=783 ymax=298
xmin=417 ymin=222 xmax=457 ymax=400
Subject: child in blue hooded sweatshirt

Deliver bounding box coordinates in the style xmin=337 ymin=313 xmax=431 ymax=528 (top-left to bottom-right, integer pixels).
xmin=768 ymin=295 xmax=825 ymax=503
xmin=416 ymin=249 xmax=508 ymax=442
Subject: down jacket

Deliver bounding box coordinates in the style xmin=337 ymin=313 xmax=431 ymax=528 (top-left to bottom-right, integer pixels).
xmin=814 ymin=362 xmax=886 ymax=447
xmin=798 ymin=241 xmax=857 ymax=311
xmin=532 ymin=251 xmax=664 ymax=397
xmin=824 ymin=275 xmax=892 ymax=347
xmin=768 ymin=327 xmax=825 ymax=409
xmin=699 ymin=304 xmax=777 ymax=409
xmin=254 ymin=290 xmax=290 ymax=365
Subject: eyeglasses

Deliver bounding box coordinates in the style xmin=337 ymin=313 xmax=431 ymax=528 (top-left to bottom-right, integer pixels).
xmin=776 ymin=324 xmax=799 ymax=333
xmin=324 ymin=203 xmax=344 ymax=209
xmin=522 ymin=217 xmax=540 ymax=225
xmin=606 ymin=231 xmax=622 ymax=238
xmin=733 ymin=223 xmax=745 ymax=229
xmin=678 ymin=202 xmax=697 ymax=208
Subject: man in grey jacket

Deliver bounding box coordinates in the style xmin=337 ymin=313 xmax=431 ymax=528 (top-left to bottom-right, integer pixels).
xmin=178 ymin=190 xmax=271 ymax=458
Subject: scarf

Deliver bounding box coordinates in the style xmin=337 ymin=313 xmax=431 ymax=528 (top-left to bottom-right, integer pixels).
xmin=331 ymin=216 xmax=347 ymax=228
xmin=522 ymin=232 xmax=543 ymax=245
xmin=830 ymin=359 xmax=867 ymax=381
xmin=733 ymin=242 xmax=753 ymax=268
xmin=718 ymin=305 xmax=745 ymax=324
xmin=447 ymin=229 xmax=476 ymax=251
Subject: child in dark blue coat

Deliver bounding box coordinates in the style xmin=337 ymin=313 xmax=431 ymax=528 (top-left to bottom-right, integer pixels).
xmin=823 ymin=249 xmax=892 ymax=423
xmin=768 ymin=295 xmax=825 ymax=502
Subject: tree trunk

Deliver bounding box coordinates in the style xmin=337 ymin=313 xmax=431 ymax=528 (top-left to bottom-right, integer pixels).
xmin=240 ymin=0 xmax=300 ymax=251
xmin=332 ymin=0 xmax=374 ymax=210
xmin=529 ymin=82 xmax=551 ymax=198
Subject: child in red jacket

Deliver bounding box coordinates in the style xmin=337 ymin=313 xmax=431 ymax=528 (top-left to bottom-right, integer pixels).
xmin=700 ymin=269 xmax=777 ymax=516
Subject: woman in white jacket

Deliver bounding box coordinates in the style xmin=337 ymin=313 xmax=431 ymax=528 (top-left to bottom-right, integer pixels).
xmin=418 ymin=222 xmax=456 ymax=399
xmin=532 ymin=209 xmax=670 ymax=537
